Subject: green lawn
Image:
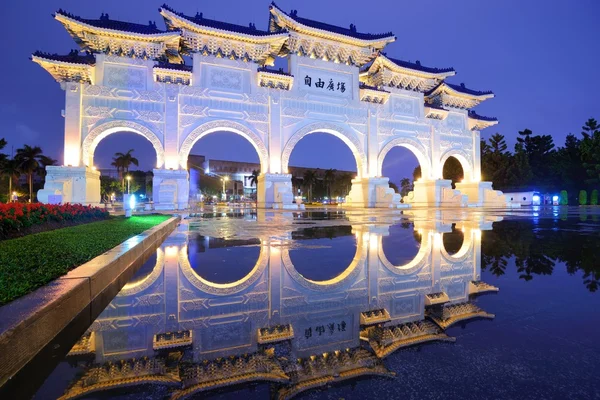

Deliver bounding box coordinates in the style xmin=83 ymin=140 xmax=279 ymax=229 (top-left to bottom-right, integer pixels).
xmin=0 ymin=215 xmax=170 ymax=305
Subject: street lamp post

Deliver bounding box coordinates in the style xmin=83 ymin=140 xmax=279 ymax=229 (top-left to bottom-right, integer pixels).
xmin=126 ymin=175 xmax=132 ymax=194
xmin=221 ymin=176 xmax=229 ymax=201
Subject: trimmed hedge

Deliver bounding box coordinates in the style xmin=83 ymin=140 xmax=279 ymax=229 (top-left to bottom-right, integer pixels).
xmin=591 ymin=189 xmax=599 ymax=206
xmin=559 ymin=190 xmax=568 ymax=205
xmin=0 ymin=203 xmax=109 ymax=239
xmin=579 ymin=190 xmax=588 ymax=205
xmin=0 ymin=215 xmax=169 ymax=305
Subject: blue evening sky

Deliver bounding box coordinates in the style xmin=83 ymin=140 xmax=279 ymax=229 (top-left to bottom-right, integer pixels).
xmin=1 ymin=0 xmax=599 ymax=184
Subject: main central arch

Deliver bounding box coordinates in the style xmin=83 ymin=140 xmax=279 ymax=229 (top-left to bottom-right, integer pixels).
xmin=33 ymin=4 xmax=506 ymax=209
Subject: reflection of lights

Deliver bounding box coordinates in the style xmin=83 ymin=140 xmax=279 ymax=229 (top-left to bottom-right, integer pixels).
xmin=165 ymin=246 xmax=178 ymax=257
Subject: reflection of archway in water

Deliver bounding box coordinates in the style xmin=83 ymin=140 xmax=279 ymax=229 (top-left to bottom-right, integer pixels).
xmin=187 ymin=236 xmax=261 ymax=284
xmin=283 ymin=226 xmax=363 ymax=290
xmin=119 ymin=248 xmax=164 ymax=297
xmin=179 ymin=238 xmax=268 ymax=296
xmin=379 ymin=226 xmax=431 ymax=275
xmin=381 ymin=224 xmax=422 ymax=266
xmin=442 ymin=224 xmax=471 ymax=260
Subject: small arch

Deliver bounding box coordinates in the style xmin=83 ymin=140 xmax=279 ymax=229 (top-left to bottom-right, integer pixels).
xmin=441 ymin=225 xmax=472 ymax=262
xmin=83 ymin=120 xmax=165 ymax=168
xmin=377 ymin=137 xmax=431 ymax=179
xmin=378 ymin=232 xmax=430 ymax=275
xmin=118 ymin=248 xmax=165 ymax=297
xmin=179 ymin=119 xmax=268 ymax=172
xmin=281 ymin=122 xmax=366 ymax=178
xmin=439 ymin=149 xmax=473 ymax=181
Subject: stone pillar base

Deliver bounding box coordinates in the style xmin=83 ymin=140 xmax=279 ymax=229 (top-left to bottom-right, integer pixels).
xmin=257 ymin=173 xmax=297 ymax=209
xmin=404 ymin=179 xmax=467 ymax=207
xmin=345 ymin=177 xmax=403 ymax=208
xmin=37 ymin=166 xmax=100 ymax=205
xmin=455 ymin=181 xmax=508 ymax=207
xmin=153 ymin=169 xmax=189 ymax=210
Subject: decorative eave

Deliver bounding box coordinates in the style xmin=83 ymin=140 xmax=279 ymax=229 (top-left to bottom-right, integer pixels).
xmin=424 ymin=103 xmax=449 ymax=120
xmin=360 ymin=320 xmax=455 ymax=359
xmin=31 ymin=51 xmax=95 ymax=84
xmin=54 ymin=10 xmax=183 ymax=63
xmin=67 ymin=332 xmax=96 ymax=356
xmin=154 ymin=63 xmax=193 ymax=85
xmin=359 ymin=84 xmax=390 ymax=104
xmin=279 ymin=348 xmax=394 ymax=400
xmin=427 ymin=302 xmax=495 ymax=329
xmin=468 ymin=111 xmax=499 ymax=131
xmin=269 ymin=3 xmax=395 ymax=48
xmin=425 ymin=82 xmax=494 ymax=109
xmin=360 ymin=308 xmax=391 ymax=325
xmin=257 ymin=67 xmax=294 ymax=90
xmin=159 ymin=5 xmax=288 ymax=65
xmin=468 ymin=280 xmax=500 ymax=295
xmin=152 ymin=330 xmax=193 ymax=350
xmin=257 ymin=324 xmax=294 ymax=343
xmin=269 ymin=3 xmax=395 ymax=66
xmin=424 ymin=292 xmax=450 ymax=306
xmin=363 ymin=54 xmax=455 ymax=93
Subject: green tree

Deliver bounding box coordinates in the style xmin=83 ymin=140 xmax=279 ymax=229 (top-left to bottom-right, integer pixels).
xmin=114 ymin=149 xmax=139 ymax=175
xmin=412 ymin=165 xmax=421 ymax=181
xmin=579 ymin=190 xmax=588 ymax=205
xmin=560 ymin=190 xmax=568 ymax=205
xmin=481 ymin=133 xmax=511 ymax=188
xmin=303 ymin=169 xmax=317 ymax=202
xmin=0 ymin=159 xmax=20 ymax=202
xmin=323 ymin=169 xmax=336 ymax=199
xmin=15 ymin=145 xmax=44 ymax=201
xmin=400 ymin=177 xmax=412 ymax=197
xmin=580 ymin=118 xmax=600 ymax=185
xmin=591 ymin=189 xmax=598 ymax=206
xmin=249 ymin=169 xmax=260 ymax=201
xmin=442 ymin=156 xmax=464 ymax=188
xmin=506 ymin=143 xmax=533 ymax=189
xmin=388 ymin=181 xmax=399 ymax=193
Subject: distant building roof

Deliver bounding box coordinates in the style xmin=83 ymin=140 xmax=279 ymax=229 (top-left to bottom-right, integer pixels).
xmin=160 ymin=4 xmax=280 ymax=36
xmin=55 ymin=9 xmax=167 ymax=35
xmin=269 ymin=2 xmax=394 ymax=41
xmin=32 ymin=50 xmax=96 ymax=65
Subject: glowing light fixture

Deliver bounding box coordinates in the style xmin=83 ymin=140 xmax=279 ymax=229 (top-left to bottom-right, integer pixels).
xmin=552 ymin=195 xmax=559 ymax=202
xmin=532 ymin=195 xmax=540 ymax=202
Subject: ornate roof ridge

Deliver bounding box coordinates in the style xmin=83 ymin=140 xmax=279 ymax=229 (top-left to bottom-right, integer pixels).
xmin=384 ymin=55 xmax=455 ymax=74
xmin=154 ymin=61 xmax=192 ymax=72
xmin=160 ymin=4 xmax=284 ymax=37
xmin=257 ymin=66 xmax=293 ymax=76
xmin=468 ymin=110 xmax=498 ymax=121
xmin=55 ymin=9 xmax=174 ymax=36
xmin=446 ymin=82 xmax=494 ymax=97
xmin=424 ymin=102 xmax=447 ymax=111
xmin=32 ymin=50 xmax=96 ymax=65
xmin=269 ymin=2 xmax=395 ymax=41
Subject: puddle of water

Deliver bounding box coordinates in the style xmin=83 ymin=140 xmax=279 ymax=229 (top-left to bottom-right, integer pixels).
xmin=26 ymin=209 xmax=600 ymax=400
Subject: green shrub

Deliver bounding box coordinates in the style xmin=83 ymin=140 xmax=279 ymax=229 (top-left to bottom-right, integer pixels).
xmin=560 ymin=190 xmax=568 ymax=205
xmin=579 ymin=190 xmax=588 ymax=205
xmin=591 ymin=189 xmax=599 ymax=206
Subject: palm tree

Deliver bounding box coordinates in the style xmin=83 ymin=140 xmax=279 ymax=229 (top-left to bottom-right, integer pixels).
xmin=303 ymin=169 xmax=317 ymax=202
xmin=38 ymin=155 xmax=57 ymax=178
xmin=15 ymin=145 xmax=43 ymax=201
xmin=0 ymin=159 xmax=21 ymax=202
xmin=249 ymin=170 xmax=260 ymax=202
xmin=114 ymin=149 xmax=139 ymax=175
xmin=324 ymin=169 xmax=336 ymax=199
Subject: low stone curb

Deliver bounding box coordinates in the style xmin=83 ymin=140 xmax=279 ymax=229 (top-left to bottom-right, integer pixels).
xmin=0 ymin=215 xmax=180 ymax=390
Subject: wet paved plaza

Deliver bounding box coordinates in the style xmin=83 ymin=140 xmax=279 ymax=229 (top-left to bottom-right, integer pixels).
xmin=31 ymin=207 xmax=600 ymax=399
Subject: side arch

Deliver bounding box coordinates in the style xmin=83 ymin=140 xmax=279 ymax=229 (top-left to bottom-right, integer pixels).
xmin=377 ymin=137 xmax=431 ymax=179
xmin=179 ymin=119 xmax=269 ymax=171
xmin=378 ymin=234 xmax=431 ymax=275
xmin=82 ymin=120 xmax=165 ymax=168
xmin=439 ymin=149 xmax=473 ymax=181
xmin=281 ymin=122 xmax=366 ymax=178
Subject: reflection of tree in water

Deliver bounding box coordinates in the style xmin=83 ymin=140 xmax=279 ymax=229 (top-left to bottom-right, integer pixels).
xmin=482 ymin=220 xmax=600 ymax=292
xmin=292 ymin=225 xmax=353 ymax=240
xmin=442 ymin=224 xmax=464 ymax=255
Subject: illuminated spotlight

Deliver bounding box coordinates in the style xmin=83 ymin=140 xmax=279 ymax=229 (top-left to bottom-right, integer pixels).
xmin=552 ymin=195 xmax=559 ymax=202
xmin=532 ymin=195 xmax=540 ymax=202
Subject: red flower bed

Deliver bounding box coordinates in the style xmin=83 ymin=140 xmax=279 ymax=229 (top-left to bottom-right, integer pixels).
xmin=0 ymin=203 xmax=109 ymax=239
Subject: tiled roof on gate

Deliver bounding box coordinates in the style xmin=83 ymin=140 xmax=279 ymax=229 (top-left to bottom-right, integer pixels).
xmin=160 ymin=4 xmax=280 ymax=36
xmin=32 ymin=50 xmax=96 ymax=65
xmin=269 ymin=2 xmax=394 ymax=41
xmin=55 ymin=9 xmax=167 ymax=35
xmin=386 ymin=56 xmax=455 ymax=74
xmin=468 ymin=111 xmax=498 ymax=122
xmin=257 ymin=66 xmax=293 ymax=76
xmin=445 ymin=82 xmax=494 ymax=97
xmin=154 ymin=62 xmax=192 ymax=72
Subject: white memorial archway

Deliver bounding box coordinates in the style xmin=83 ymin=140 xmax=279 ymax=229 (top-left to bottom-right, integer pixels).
xmin=33 ymin=4 xmax=506 ymax=209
